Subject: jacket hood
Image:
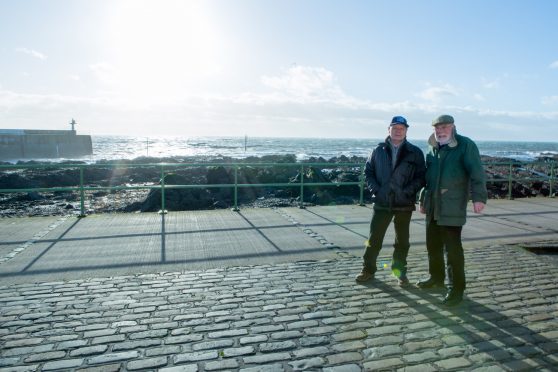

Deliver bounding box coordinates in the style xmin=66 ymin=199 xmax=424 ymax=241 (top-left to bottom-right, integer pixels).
xmin=428 ymin=126 xmax=458 ymax=148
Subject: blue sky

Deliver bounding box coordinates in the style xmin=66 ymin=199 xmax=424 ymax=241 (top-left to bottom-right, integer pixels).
xmin=1 ymin=0 xmax=557 ymax=141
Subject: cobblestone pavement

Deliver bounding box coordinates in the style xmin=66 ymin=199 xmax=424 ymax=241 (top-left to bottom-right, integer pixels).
xmin=1 ymin=241 xmax=557 ymax=371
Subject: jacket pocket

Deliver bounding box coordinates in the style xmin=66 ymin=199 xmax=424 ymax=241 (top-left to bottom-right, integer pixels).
xmin=373 ymin=184 xmax=391 ymax=206
xmin=440 ymin=190 xmax=467 ymax=218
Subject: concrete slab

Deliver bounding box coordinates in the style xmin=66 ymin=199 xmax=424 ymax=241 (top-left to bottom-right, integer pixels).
xmin=0 ymin=199 xmax=557 ymax=286
xmin=279 ymin=205 xmax=371 ymax=253
xmin=467 ymin=198 xmax=558 ymax=245
xmin=281 ymin=199 xmax=558 ymax=254
xmin=0 ymin=216 xmax=67 ymax=257
xmin=0 ymin=209 xmax=337 ymax=285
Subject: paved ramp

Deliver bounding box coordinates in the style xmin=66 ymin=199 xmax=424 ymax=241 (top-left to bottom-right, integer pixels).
xmin=0 ymin=208 xmax=338 ymax=285
xmin=0 ymin=199 xmax=557 ymax=285
xmin=0 ymin=199 xmax=557 ymax=371
xmin=281 ymin=198 xmax=558 ymax=252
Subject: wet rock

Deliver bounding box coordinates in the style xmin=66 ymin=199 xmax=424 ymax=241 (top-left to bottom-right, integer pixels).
xmin=1 ymin=154 xmax=555 ymax=217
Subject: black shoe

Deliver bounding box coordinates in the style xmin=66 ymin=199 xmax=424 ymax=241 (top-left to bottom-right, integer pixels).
xmin=416 ymin=277 xmax=445 ymax=289
xmin=442 ymin=291 xmax=463 ymax=307
xmin=355 ymin=268 xmax=374 ymax=283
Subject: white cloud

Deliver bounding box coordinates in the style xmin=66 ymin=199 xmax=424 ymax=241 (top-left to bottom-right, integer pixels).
xmin=2 ymin=63 xmax=558 ymax=140
xmin=0 ymin=89 xmax=110 ymax=110
xmin=473 ymin=108 xmax=558 ymax=120
xmin=481 ymin=78 xmax=499 ymax=89
xmin=416 ymin=84 xmax=459 ymax=102
xmin=542 ymin=95 xmax=558 ymax=105
xmin=549 ymin=60 xmax=558 ymax=69
xmin=260 ymin=65 xmax=351 ymax=104
xmin=16 ymin=47 xmax=47 ymax=60
xmin=473 ymin=94 xmax=485 ymax=101
xmin=89 ymin=62 xmax=118 ymax=85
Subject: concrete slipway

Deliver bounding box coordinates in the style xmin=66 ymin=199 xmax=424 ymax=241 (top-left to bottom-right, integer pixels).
xmin=0 ymin=198 xmax=557 ymax=371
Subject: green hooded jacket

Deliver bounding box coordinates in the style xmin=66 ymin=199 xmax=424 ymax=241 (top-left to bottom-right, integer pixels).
xmin=420 ymin=129 xmax=488 ymax=226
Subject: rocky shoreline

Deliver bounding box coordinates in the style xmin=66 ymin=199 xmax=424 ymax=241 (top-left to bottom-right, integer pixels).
xmin=1 ymin=154 xmax=557 ymax=217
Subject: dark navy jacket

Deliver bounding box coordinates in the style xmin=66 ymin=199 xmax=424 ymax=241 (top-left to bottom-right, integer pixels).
xmin=365 ymin=137 xmax=426 ymax=211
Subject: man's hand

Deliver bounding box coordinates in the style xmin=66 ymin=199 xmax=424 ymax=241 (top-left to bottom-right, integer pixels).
xmin=419 ymin=205 xmax=426 ymax=214
xmin=473 ymin=202 xmax=485 ymax=214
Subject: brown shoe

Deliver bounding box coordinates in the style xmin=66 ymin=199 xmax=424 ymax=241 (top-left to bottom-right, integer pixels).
xmin=355 ymin=268 xmax=374 ymax=283
xmin=397 ymin=276 xmax=410 ymax=287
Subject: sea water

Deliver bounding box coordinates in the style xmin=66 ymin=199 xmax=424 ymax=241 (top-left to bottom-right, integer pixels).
xmin=6 ymin=136 xmax=558 ymax=163
xmin=91 ymin=136 xmax=558 ymax=162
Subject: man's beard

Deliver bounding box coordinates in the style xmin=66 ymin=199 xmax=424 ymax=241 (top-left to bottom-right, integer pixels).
xmin=436 ymin=136 xmax=451 ymax=145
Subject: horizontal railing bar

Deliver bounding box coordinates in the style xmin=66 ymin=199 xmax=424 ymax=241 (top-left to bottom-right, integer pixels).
xmin=0 ymin=162 xmax=366 ymax=170
xmin=0 ymin=181 xmax=364 ymax=194
xmin=1 ymin=160 xmax=555 ymax=214
xmin=2 ymin=161 xmax=555 ymax=170
xmin=486 ymin=178 xmax=554 ymax=182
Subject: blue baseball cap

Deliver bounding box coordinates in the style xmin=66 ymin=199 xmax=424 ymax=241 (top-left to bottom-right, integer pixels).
xmin=390 ymin=116 xmax=409 ymax=127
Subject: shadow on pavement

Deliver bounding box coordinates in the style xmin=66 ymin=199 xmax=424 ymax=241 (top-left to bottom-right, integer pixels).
xmin=361 ymin=280 xmax=557 ymax=369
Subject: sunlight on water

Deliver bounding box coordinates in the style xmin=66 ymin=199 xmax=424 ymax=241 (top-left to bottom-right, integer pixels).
xmin=6 ymin=136 xmax=558 ymax=164
xmin=90 ymin=136 xmax=557 ymax=163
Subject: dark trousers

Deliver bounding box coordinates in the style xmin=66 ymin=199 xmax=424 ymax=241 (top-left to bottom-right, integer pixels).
xmin=363 ymin=209 xmax=412 ymax=276
xmin=426 ymin=220 xmax=465 ymax=293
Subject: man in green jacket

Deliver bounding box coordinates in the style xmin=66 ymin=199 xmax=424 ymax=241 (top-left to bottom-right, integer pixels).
xmin=417 ymin=115 xmax=487 ymax=306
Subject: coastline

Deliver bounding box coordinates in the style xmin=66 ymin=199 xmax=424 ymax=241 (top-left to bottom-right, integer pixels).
xmin=1 ymin=153 xmax=557 ymax=218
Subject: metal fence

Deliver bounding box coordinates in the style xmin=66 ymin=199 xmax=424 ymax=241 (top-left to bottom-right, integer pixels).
xmin=0 ymin=160 xmax=555 ymax=217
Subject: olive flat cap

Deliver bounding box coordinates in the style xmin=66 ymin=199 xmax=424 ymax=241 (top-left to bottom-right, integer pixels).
xmin=432 ymin=114 xmax=455 ymax=126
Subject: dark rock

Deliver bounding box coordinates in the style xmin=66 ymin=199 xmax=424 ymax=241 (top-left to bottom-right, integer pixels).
xmin=1 ymin=154 xmax=555 ymax=217
xmin=212 ymin=200 xmax=228 ymax=209
xmin=15 ymin=192 xmax=44 ymax=201
xmin=206 ymin=166 xmax=232 ymax=185
xmin=161 ymin=172 xmax=192 ymax=185
xmin=1 ymin=173 xmax=39 ymax=189
xmin=140 ymin=188 xmax=215 ymax=212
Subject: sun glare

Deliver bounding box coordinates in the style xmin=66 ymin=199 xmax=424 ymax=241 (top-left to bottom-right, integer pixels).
xmin=106 ymin=0 xmax=224 ymax=102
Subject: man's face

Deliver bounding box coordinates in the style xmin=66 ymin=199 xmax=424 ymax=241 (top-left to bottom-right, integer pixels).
xmin=434 ymin=123 xmax=454 ymax=144
xmin=389 ymin=124 xmax=407 ymax=144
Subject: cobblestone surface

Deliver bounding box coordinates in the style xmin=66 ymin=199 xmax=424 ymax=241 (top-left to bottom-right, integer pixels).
xmin=1 ymin=241 xmax=557 ymax=371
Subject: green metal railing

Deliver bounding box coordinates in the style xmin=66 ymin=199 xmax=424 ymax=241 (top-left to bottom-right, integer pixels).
xmin=484 ymin=161 xmax=556 ymax=200
xmin=0 ymin=160 xmax=555 ymax=217
xmin=0 ymin=162 xmax=364 ymax=216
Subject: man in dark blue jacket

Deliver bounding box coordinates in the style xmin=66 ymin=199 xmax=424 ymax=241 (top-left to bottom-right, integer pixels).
xmin=356 ymin=116 xmax=426 ymax=286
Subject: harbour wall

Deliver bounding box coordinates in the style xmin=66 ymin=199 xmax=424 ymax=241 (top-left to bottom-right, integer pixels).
xmin=0 ymin=130 xmax=93 ymax=160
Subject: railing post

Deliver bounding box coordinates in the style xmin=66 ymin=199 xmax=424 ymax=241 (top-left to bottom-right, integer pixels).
xmin=508 ymin=162 xmax=513 ymax=200
xmin=359 ymin=164 xmax=365 ymax=206
xmin=550 ymin=162 xmax=555 ymax=198
xmin=232 ymin=165 xmax=240 ymax=211
xmin=79 ymin=166 xmax=86 ymax=218
xmin=299 ymin=164 xmax=305 ymax=209
xmin=159 ymin=165 xmax=167 ymax=214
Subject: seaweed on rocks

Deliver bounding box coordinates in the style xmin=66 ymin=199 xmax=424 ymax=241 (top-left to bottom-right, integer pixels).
xmin=1 ymin=154 xmax=555 ymax=217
